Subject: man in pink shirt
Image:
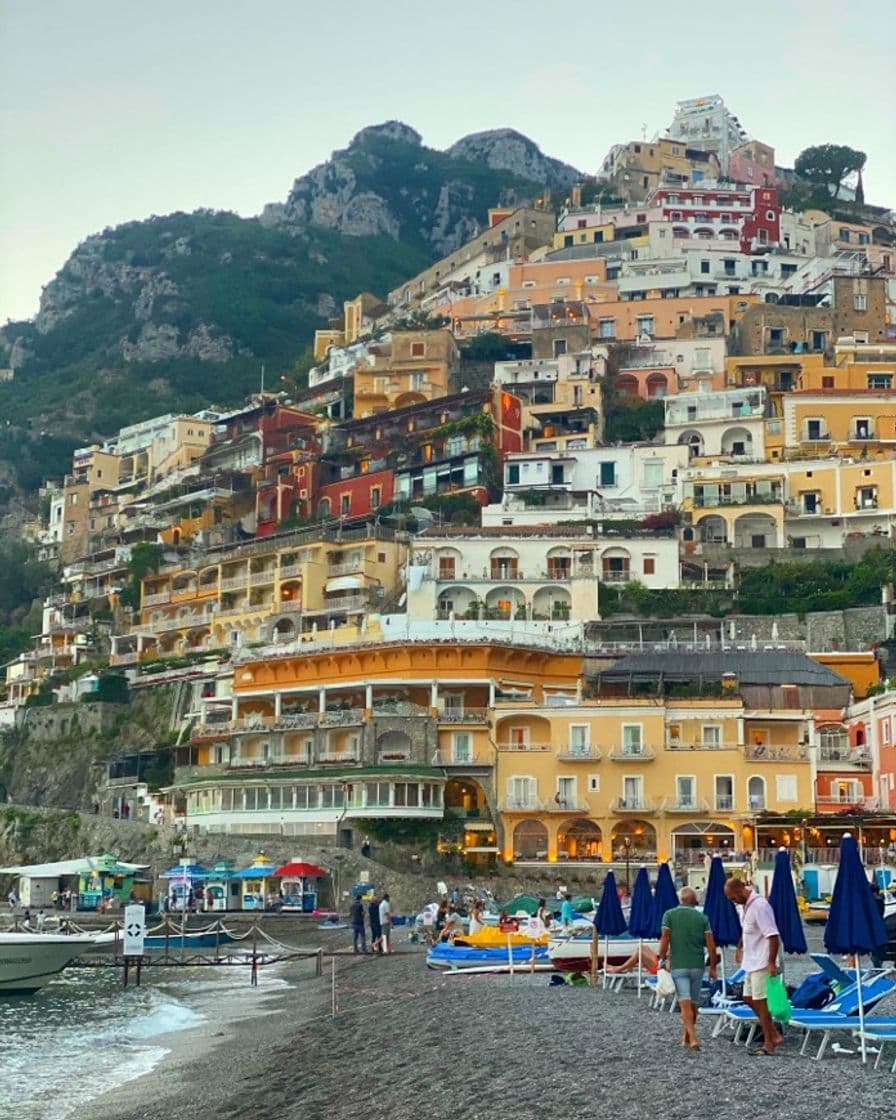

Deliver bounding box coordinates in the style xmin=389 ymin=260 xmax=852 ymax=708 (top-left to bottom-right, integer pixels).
xmin=725 ymin=877 xmax=781 ymax=1056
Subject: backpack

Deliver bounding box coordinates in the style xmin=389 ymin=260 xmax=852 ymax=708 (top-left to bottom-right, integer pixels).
xmin=789 ymin=973 xmax=834 ymax=1010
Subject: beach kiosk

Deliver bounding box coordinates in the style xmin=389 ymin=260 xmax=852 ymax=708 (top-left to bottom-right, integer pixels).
xmin=233 ymin=853 xmax=278 ymax=911
xmin=160 ymin=861 xmax=211 ymax=912
xmin=203 ymin=860 xmax=237 ymax=912
xmin=272 ymin=859 xmax=328 ymax=912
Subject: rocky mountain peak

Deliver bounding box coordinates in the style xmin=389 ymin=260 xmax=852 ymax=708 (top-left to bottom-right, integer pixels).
xmin=350 ymin=121 xmax=422 ymax=147
xmin=448 ymin=128 xmax=580 ymax=188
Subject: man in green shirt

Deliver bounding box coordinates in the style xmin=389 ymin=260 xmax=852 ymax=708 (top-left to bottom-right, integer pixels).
xmin=658 ymin=887 xmax=718 ymax=1050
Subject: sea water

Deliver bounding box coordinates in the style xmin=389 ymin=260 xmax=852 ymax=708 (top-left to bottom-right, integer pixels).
xmin=0 ymin=962 xmax=291 ymax=1120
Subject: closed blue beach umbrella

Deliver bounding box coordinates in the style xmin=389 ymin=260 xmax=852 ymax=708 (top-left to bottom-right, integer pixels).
xmin=768 ymin=848 xmax=807 ymax=956
xmin=628 ymin=866 xmax=654 ymax=997
xmin=628 ymin=867 xmax=654 ymax=937
xmin=593 ymin=870 xmax=627 ymax=985
xmin=824 ymin=833 xmax=889 ymax=1063
xmin=702 ymin=855 xmax=742 ymax=994
xmin=650 ymin=862 xmax=679 ymax=937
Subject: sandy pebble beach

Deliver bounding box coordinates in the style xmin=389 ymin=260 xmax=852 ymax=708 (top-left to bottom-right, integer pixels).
xmin=82 ymin=939 xmax=896 ymax=1120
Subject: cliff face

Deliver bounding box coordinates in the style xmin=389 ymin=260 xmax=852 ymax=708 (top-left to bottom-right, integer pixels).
xmin=0 ymin=121 xmax=578 ymax=476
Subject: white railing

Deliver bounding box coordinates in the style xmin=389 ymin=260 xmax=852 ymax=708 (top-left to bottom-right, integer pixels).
xmin=142 ymin=591 xmax=171 ymax=607
xmin=498 ymin=797 xmax=545 ymax=812
xmin=319 ymin=708 xmax=365 ymax=726
xmin=662 ymin=797 xmax=711 ymax=814
xmin=496 ymin=742 xmax=553 ymax=752
xmin=607 ymin=746 xmax=656 ymax=761
xmin=557 ymin=747 xmax=602 ymax=761
xmin=328 ymin=560 xmax=365 ymax=578
xmin=610 ymin=797 xmax=657 ymax=813
xmin=279 ymin=563 xmax=303 ymax=579
xmin=220 ymin=576 xmax=248 ymax=592
xmin=437 ymin=707 xmax=490 ymax=724
xmin=744 ymin=744 xmax=808 ymax=761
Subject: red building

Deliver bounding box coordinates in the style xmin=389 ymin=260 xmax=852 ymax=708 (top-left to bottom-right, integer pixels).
xmin=651 ymin=183 xmax=780 ymax=254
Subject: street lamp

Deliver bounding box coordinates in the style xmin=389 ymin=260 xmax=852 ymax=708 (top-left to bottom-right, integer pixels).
xmin=623 ymin=836 xmax=632 ymax=889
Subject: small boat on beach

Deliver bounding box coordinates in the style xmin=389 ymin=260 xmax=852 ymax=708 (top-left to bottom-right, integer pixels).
xmin=548 ymin=932 xmax=661 ymax=972
xmin=0 ymin=931 xmax=99 ymax=994
xmin=142 ymin=929 xmax=234 ymax=950
xmin=426 ymin=941 xmax=551 ymax=971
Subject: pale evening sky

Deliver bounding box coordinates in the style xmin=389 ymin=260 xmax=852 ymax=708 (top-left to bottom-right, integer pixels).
xmin=1 ymin=0 xmax=893 ymax=324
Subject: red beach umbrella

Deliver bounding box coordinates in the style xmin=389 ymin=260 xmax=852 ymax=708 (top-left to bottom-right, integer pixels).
xmin=273 ymin=860 xmax=328 ymax=878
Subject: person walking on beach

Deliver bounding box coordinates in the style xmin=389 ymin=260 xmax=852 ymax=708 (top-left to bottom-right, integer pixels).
xmin=560 ymin=891 xmax=573 ymax=930
xmin=870 ymin=882 xmax=887 ymax=969
xmin=368 ymin=893 xmax=383 ymax=955
xmin=350 ymin=895 xmax=367 ymax=954
xmin=469 ymin=899 xmax=485 ymax=935
xmin=657 ymin=887 xmax=717 ymax=1050
xmin=724 ymin=877 xmax=781 ymax=1057
xmin=379 ymin=892 xmax=393 ymax=954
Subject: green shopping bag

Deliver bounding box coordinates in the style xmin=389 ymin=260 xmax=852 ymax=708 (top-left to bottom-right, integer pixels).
xmin=766 ymin=974 xmax=792 ymax=1023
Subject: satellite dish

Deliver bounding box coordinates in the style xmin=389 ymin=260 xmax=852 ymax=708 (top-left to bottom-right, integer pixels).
xmin=410 ymin=507 xmax=434 ymax=527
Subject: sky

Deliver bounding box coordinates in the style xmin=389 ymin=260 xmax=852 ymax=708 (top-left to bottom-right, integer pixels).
xmin=1 ymin=0 xmax=894 ymax=324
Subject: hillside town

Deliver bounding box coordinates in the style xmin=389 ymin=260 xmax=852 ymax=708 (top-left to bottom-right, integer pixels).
xmin=4 ymin=94 xmax=896 ymax=876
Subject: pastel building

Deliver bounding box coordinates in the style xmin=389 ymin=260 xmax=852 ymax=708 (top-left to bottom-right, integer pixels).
xmin=665 ymin=386 xmax=768 ymax=461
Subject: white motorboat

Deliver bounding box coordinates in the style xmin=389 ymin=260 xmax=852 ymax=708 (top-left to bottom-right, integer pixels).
xmin=0 ymin=931 xmax=98 ymax=994
xmin=548 ymin=932 xmax=660 ymax=972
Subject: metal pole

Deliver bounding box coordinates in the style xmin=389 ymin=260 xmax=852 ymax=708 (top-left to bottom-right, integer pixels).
xmin=331 ymin=957 xmax=337 ymax=1017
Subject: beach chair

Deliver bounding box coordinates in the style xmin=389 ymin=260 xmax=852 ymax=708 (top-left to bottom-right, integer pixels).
xmin=809 ymin=953 xmax=858 ymax=990
xmin=715 ymin=971 xmax=896 ymax=1051
xmin=856 ymin=1026 xmax=896 ymax=1072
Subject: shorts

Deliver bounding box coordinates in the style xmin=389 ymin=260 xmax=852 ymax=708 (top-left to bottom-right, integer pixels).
xmin=743 ymin=968 xmax=770 ymax=1000
xmin=670 ymin=967 xmax=704 ymax=1003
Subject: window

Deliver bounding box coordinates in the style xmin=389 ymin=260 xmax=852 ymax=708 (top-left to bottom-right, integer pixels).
xmin=747 ymin=775 xmax=766 ymax=810
xmin=675 ymin=776 xmax=696 ymax=808
xmin=811 ymin=331 xmax=827 ymax=352
xmin=599 ymin=318 xmax=616 ymax=339
xmin=599 ymin=461 xmax=617 ymax=487
xmin=557 ymin=776 xmax=576 ymax=807
xmin=569 ymin=725 xmax=589 ymax=757
xmin=642 ymin=556 xmax=655 ymax=575
xmin=839 ymin=227 xmax=850 ymax=241
xmin=622 ymin=725 xmax=643 ymax=756
xmin=452 ymin=733 xmax=472 ymax=764
xmin=438 ymin=554 xmax=456 ymax=579
xmin=766 ymin=210 xmax=776 ymax=221
xmin=340 ymin=495 xmax=351 ymax=516
xmin=370 ymin=486 xmax=381 ymax=509
xmin=768 ymin=327 xmax=784 ymax=346
xmin=702 ymin=725 xmax=722 ymax=748
xmin=776 ymin=774 xmax=797 ymax=802
xmin=643 ymin=460 xmax=663 ymax=487
xmin=700 ymin=261 xmax=710 ymax=274
xmin=715 ymin=775 xmax=734 ymax=811
xmin=822 ymin=375 xmax=835 ymax=389
xmin=506 ymin=775 xmax=537 ymax=808
xmin=854 ymin=294 xmax=867 ymax=311
xmin=622 ymin=775 xmax=643 ymax=808
xmin=506 ymin=464 xmax=520 ymax=485
xmin=636 ymin=315 xmax=655 ymax=337
xmin=588 ymin=775 xmax=600 ymax=793
xmin=868 ymin=374 xmax=893 ymax=389
xmin=410 ymin=342 xmax=425 ymax=357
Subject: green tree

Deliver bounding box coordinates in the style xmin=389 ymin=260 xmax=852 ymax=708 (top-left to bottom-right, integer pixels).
xmin=119 ymin=542 xmax=163 ymax=612
xmin=794 ymin=144 xmax=867 ymax=200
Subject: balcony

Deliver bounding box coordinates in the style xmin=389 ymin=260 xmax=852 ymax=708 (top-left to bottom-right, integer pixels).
xmin=607 ymin=746 xmax=656 ymax=761
xmin=662 ymin=797 xmax=711 ymax=814
xmin=666 ymin=741 xmax=739 ymax=751
xmin=816 ymin=794 xmax=878 ymax=811
xmin=744 ymin=744 xmax=808 ymax=762
xmin=220 ymin=575 xmax=249 ymax=592
xmin=498 ymin=797 xmax=546 ymax=812
xmin=317 ymin=750 xmax=360 ymax=764
xmin=192 ymin=721 xmax=234 ymax=740
xmin=556 ymin=747 xmax=602 ymax=762
xmin=431 ymin=749 xmax=489 ymax=768
xmin=319 ymin=708 xmax=365 ymax=727
xmin=328 ymin=560 xmax=365 ymax=578
xmin=142 ymin=591 xmax=171 ymax=607
xmin=747 ymin=796 xmax=766 ymax=812
xmin=496 ymin=742 xmax=553 ymax=752
xmin=109 ymin=651 xmax=139 ymax=666
xmin=602 ymin=569 xmax=631 ymax=584
xmin=275 ymin=712 xmax=318 ymax=730
xmin=715 ymin=796 xmax=735 ymax=811
xmin=279 ymin=563 xmax=303 ymax=579
xmin=818 ymin=747 xmax=871 ymax=768
xmin=275 ymin=599 xmax=303 ymax=613
xmin=372 ymin=701 xmax=429 ymax=718
xmin=437 ymin=707 xmax=490 ymax=725
xmin=690 ymin=491 xmax=783 ymax=509
xmin=249 ymin=568 xmax=276 ymax=586
xmin=545 ymin=799 xmax=588 ymax=813
xmin=610 ymin=797 xmax=657 ymax=814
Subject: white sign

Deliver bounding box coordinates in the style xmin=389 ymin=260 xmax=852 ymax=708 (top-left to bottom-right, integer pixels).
xmin=124 ymin=904 xmax=146 ymax=955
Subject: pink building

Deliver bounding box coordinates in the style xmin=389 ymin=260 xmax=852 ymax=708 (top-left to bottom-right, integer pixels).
xmin=728 ymin=140 xmax=777 ymax=189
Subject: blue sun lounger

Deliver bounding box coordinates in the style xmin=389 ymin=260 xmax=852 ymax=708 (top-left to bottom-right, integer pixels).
xmin=711 ymin=971 xmax=896 ymax=1048
xmin=857 ymin=1026 xmax=896 ymax=1072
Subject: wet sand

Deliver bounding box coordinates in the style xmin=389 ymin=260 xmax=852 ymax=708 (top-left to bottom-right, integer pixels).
xmin=86 ymin=944 xmax=896 ymax=1120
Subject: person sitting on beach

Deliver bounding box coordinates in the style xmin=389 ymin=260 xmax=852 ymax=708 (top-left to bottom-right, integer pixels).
xmin=605 ymin=945 xmax=660 ymax=974
xmin=439 ymin=909 xmax=464 ymax=942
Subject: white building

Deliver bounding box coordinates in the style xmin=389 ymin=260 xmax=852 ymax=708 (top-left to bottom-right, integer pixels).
xmin=407 ymin=528 xmax=680 ymax=627
xmin=665 ymin=387 xmax=768 ymax=460
xmin=667 ymin=95 xmax=750 ymax=174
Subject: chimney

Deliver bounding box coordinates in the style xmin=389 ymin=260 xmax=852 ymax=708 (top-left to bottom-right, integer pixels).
xmin=571 ymin=183 xmax=583 ymax=208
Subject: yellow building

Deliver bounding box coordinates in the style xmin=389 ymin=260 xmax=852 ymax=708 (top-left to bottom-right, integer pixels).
xmin=495 ymin=650 xmax=847 ymax=867
xmin=783 ymin=392 xmax=896 ymax=457
xmin=352 ymin=329 xmax=459 ymax=417
xmin=112 ymin=526 xmax=407 ymax=664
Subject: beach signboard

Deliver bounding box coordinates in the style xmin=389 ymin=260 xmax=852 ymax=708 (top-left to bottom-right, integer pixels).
xmin=124 ymin=904 xmax=146 ymax=955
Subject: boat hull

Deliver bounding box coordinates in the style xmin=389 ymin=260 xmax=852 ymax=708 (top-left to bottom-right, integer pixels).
xmin=0 ymin=933 xmax=96 ymax=994
xmin=143 ymin=931 xmax=234 ymax=950
xmin=427 ymin=943 xmax=549 ymax=971
xmin=548 ymin=935 xmax=660 ymax=973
